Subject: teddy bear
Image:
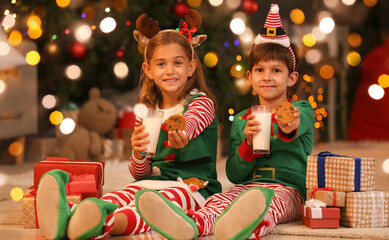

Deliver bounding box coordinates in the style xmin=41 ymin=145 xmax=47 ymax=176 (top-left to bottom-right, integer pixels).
xmin=52 ymin=87 xmax=117 ymax=161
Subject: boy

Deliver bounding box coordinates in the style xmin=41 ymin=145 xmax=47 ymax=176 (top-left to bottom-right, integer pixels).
xmin=134 ymin=4 xmax=314 ymax=240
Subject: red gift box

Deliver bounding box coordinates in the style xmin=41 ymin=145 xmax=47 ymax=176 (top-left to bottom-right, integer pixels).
xmin=301 ymin=205 xmax=340 ymax=229
xmin=34 ymin=157 xmax=104 ymax=198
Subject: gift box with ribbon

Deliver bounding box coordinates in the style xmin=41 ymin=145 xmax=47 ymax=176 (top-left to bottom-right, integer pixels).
xmin=22 ymin=186 xmax=82 ymax=228
xmin=302 ymin=199 xmax=340 ymax=229
xmin=340 ymin=191 xmax=389 ymax=228
xmin=34 ymin=157 xmax=104 ymax=198
xmin=306 ymin=151 xmax=375 ymax=192
xmin=307 ymin=188 xmax=346 ymax=207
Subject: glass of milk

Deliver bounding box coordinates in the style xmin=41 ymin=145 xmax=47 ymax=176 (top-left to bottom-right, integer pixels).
xmin=140 ymin=109 xmax=164 ymax=157
xmin=251 ymin=105 xmax=272 ymax=154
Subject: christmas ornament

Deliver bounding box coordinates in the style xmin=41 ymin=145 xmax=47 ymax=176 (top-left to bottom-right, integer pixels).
xmin=115 ymin=49 xmax=125 ymax=59
xmin=173 ymin=2 xmax=190 ymax=18
xmin=241 ymin=0 xmax=258 ymax=15
xmin=68 ymin=41 xmax=87 ymax=60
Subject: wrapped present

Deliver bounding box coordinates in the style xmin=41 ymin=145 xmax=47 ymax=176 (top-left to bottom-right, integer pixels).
xmin=340 ymin=191 xmax=389 ymax=228
xmin=34 ymin=157 xmax=104 ymax=198
xmin=22 ymin=186 xmax=82 ymax=228
xmin=302 ymin=200 xmax=340 ymax=229
xmin=307 ymin=188 xmax=346 ymax=207
xmin=306 ymin=151 xmax=375 ymax=192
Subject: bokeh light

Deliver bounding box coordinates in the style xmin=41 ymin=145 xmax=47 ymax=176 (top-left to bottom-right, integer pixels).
xmin=302 ymin=33 xmax=316 ymax=47
xmin=204 ymin=52 xmax=218 ymax=67
xmin=82 ymin=6 xmax=96 ymax=21
xmin=209 ymin=0 xmax=223 ymax=7
xmin=100 ymin=17 xmax=117 ymax=33
xmin=319 ymin=64 xmax=334 ymax=79
xmin=363 ymin=0 xmax=377 ymax=7
xmin=347 ymin=33 xmax=362 ymax=47
xmin=0 ymin=41 xmax=10 ymax=56
xmin=50 ymin=110 xmax=64 ymax=125
xmin=8 ymin=141 xmax=23 ymax=157
xmin=60 ymin=118 xmax=76 ymax=135
xmin=346 ymin=51 xmax=361 ymax=67
xmin=2 ymin=14 xmax=16 ymax=28
xmin=27 ymin=15 xmax=41 ymax=28
xmin=234 ymin=78 xmax=250 ymax=95
xmin=290 ymin=9 xmax=305 ymax=24
xmin=188 ymin=0 xmax=202 ymax=8
xmin=25 ymin=51 xmax=40 ymax=65
xmin=378 ymin=74 xmax=389 ymax=88
xmin=368 ymin=84 xmax=384 ymax=100
xmin=230 ymin=18 xmax=245 ymax=35
xmin=56 ymin=0 xmax=70 ymax=8
xmin=342 ymin=0 xmax=356 ymax=5
xmin=8 ymin=30 xmax=23 ymax=46
xmin=226 ymin=0 xmax=241 ymax=9
xmin=319 ymin=17 xmax=335 ymax=34
xmin=312 ymin=27 xmax=326 ymax=42
xmin=305 ymin=49 xmax=322 ymax=64
xmin=0 ymin=173 xmax=5 ymax=186
xmin=27 ymin=26 xmax=42 ymax=39
xmin=75 ymin=24 xmax=92 ymax=42
xmin=239 ymin=27 xmax=253 ymax=44
xmin=383 ymin=159 xmax=389 ymax=174
xmin=0 ymin=80 xmax=6 ymax=94
xmin=65 ymin=64 xmax=82 ymax=80
xmin=228 ymin=108 xmax=234 ymax=115
xmin=230 ymin=64 xmax=245 ymax=78
xmin=42 ymin=94 xmax=57 ymax=109
xmin=10 ymin=187 xmax=24 ymax=201
xmin=323 ymin=0 xmax=339 ymax=9
xmin=236 ymin=55 xmax=242 ymax=61
xmin=113 ymin=61 xmax=129 ymax=79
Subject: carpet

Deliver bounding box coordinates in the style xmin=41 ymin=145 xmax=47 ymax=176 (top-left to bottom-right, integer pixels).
xmin=0 ymin=141 xmax=389 ymax=239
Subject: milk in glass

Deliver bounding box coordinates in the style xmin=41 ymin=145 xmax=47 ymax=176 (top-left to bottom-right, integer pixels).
xmin=251 ymin=105 xmax=272 ymax=154
xmin=140 ymin=109 xmax=163 ymax=157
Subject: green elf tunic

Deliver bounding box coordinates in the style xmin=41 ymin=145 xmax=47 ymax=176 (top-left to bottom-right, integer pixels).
xmin=130 ymin=94 xmax=222 ymax=207
xmin=226 ymin=100 xmax=314 ymax=199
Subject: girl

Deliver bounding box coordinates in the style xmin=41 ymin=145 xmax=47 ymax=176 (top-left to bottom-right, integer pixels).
xmin=36 ymin=10 xmax=221 ymax=240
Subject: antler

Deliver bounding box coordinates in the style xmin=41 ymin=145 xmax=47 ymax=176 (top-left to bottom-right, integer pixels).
xmin=179 ymin=9 xmax=202 ymax=32
xmin=136 ymin=13 xmax=159 ymax=39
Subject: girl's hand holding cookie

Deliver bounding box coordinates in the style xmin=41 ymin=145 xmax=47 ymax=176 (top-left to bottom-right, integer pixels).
xmin=131 ymin=125 xmax=150 ymax=159
xmin=168 ymin=130 xmax=188 ymax=149
xmin=243 ymin=114 xmax=261 ymax=148
xmin=166 ymin=115 xmax=188 ymax=149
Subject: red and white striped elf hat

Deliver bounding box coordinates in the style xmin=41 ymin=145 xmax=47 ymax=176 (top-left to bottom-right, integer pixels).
xmin=254 ymin=4 xmax=296 ymax=71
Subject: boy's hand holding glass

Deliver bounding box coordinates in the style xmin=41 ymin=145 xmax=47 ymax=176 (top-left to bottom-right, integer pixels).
xmin=243 ymin=114 xmax=261 ymax=148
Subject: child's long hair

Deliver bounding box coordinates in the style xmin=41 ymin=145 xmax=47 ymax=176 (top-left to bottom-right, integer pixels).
xmin=248 ymin=42 xmax=299 ymax=74
xmin=138 ymin=31 xmax=217 ymax=110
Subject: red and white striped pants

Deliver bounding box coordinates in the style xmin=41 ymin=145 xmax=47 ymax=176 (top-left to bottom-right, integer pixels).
xmin=193 ymin=182 xmax=304 ymax=237
xmin=94 ymin=185 xmax=199 ymax=238
xmin=91 ymin=182 xmax=302 ymax=238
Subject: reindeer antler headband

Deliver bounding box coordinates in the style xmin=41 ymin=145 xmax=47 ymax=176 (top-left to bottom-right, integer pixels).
xmin=133 ymin=9 xmax=207 ymax=62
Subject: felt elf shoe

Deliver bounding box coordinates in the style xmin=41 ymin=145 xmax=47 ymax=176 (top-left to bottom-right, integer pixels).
xmin=66 ymin=198 xmax=118 ymax=240
xmin=36 ymin=169 xmax=72 ymax=240
xmin=135 ymin=189 xmax=198 ymax=240
xmin=213 ymin=187 xmax=274 ymax=240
